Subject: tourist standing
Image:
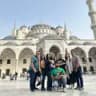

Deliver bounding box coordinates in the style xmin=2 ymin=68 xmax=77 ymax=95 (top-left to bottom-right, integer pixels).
xmin=28 ymin=51 xmax=40 ymax=91
xmin=71 ymin=52 xmax=84 ymax=90
xmin=41 ymin=54 xmax=53 ymax=91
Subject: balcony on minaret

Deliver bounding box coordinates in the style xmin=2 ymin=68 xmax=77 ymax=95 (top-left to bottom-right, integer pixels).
xmin=87 ymin=0 xmax=96 ymax=39
xmin=87 ymin=0 xmax=96 ymax=12
xmin=89 ymin=14 xmax=96 ymax=24
xmin=91 ymin=24 xmax=96 ymax=29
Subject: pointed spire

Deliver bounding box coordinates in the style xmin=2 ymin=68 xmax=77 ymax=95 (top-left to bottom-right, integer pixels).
xmin=64 ymin=24 xmax=68 ymax=32
xmin=63 ymin=24 xmax=68 ymax=36
xmin=63 ymin=24 xmax=71 ymax=40
xmin=12 ymin=21 xmax=16 ymax=36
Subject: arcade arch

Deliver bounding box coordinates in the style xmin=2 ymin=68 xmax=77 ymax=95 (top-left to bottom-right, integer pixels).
xmin=0 ymin=48 xmax=16 ymax=75
xmin=18 ymin=48 xmax=33 ymax=73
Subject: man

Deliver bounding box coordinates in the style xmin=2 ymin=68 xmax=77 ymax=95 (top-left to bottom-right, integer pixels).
xmin=51 ymin=61 xmax=66 ymax=91
xmin=71 ymin=52 xmax=84 ymax=90
xmin=28 ymin=51 xmax=40 ymax=91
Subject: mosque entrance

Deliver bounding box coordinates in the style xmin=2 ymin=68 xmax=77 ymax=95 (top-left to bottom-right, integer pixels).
xmin=49 ymin=45 xmax=61 ymax=60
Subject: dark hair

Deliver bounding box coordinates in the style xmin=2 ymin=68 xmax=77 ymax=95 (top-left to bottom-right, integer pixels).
xmin=49 ymin=56 xmax=53 ymax=60
xmin=55 ymin=60 xmax=58 ymax=64
xmin=46 ymin=54 xmax=49 ymax=60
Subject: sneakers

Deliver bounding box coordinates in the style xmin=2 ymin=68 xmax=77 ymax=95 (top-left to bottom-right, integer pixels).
xmin=79 ymin=87 xmax=84 ymax=90
xmin=75 ymin=87 xmax=80 ymax=90
xmin=34 ymin=87 xmax=39 ymax=90
xmin=41 ymin=88 xmax=46 ymax=91
xmin=75 ymin=87 xmax=84 ymax=90
xmin=63 ymin=88 xmax=66 ymax=92
xmin=36 ymin=81 xmax=41 ymax=86
xmin=47 ymin=88 xmax=52 ymax=91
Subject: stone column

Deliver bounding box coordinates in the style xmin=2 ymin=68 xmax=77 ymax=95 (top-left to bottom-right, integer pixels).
xmin=15 ymin=59 xmax=19 ymax=73
xmin=86 ymin=53 xmax=90 ymax=73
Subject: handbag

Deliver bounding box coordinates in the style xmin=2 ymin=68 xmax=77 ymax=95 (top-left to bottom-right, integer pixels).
xmin=40 ymin=60 xmax=45 ymax=69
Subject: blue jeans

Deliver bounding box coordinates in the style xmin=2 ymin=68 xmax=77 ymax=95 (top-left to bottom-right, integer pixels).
xmin=58 ymin=77 xmax=66 ymax=88
xmin=76 ymin=66 xmax=84 ymax=88
xmin=41 ymin=69 xmax=52 ymax=90
xmin=52 ymin=77 xmax=66 ymax=88
xmin=29 ymin=71 xmax=37 ymax=91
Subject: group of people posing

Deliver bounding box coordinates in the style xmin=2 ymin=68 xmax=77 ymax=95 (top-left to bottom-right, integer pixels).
xmin=28 ymin=50 xmax=84 ymax=92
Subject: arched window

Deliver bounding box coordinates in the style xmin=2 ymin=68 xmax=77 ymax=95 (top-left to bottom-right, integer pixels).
xmin=82 ymin=57 xmax=86 ymax=63
xmin=83 ymin=67 xmax=87 ymax=73
xmin=90 ymin=66 xmax=94 ymax=73
xmin=6 ymin=69 xmax=10 ymax=76
xmin=23 ymin=59 xmax=27 ymax=64
xmin=0 ymin=59 xmax=2 ymax=64
xmin=22 ymin=68 xmax=27 ymax=73
xmin=89 ymin=57 xmax=92 ymax=62
xmin=7 ymin=59 xmax=11 ymax=64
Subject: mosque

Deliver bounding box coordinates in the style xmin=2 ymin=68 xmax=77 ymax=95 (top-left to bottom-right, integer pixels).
xmin=0 ymin=0 xmax=96 ymax=76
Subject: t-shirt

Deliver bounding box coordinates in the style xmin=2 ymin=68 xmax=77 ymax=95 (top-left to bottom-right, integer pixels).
xmin=31 ymin=55 xmax=39 ymax=70
xmin=51 ymin=67 xmax=65 ymax=77
xmin=72 ymin=56 xmax=81 ymax=71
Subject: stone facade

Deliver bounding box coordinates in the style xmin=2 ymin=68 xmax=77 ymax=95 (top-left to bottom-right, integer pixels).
xmin=0 ymin=24 xmax=96 ymax=76
xmin=0 ymin=0 xmax=96 ymax=76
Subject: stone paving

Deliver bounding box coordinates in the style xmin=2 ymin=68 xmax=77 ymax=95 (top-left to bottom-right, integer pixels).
xmin=0 ymin=75 xmax=96 ymax=96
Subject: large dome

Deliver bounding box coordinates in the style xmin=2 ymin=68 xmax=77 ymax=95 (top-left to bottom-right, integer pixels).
xmin=31 ymin=24 xmax=52 ymax=29
xmin=26 ymin=24 xmax=57 ymax=39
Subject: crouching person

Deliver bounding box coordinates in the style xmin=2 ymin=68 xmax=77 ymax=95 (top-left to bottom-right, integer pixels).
xmin=51 ymin=61 xmax=66 ymax=92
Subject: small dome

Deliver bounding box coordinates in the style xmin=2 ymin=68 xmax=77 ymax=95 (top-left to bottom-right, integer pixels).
xmin=20 ymin=25 xmax=27 ymax=30
xmin=83 ymin=42 xmax=96 ymax=45
xmin=56 ymin=26 xmax=64 ymax=33
xmin=70 ymin=36 xmax=80 ymax=40
xmin=68 ymin=42 xmax=81 ymax=45
xmin=56 ymin=26 xmax=63 ymax=29
xmin=3 ymin=42 xmax=18 ymax=46
xmin=3 ymin=35 xmax=16 ymax=40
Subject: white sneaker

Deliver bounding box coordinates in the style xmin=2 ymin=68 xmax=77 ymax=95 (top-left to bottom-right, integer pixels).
xmin=63 ymin=88 xmax=66 ymax=92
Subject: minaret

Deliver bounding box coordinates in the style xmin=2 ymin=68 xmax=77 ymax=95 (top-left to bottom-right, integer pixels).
xmin=12 ymin=22 xmax=17 ymax=37
xmin=87 ymin=0 xmax=96 ymax=39
xmin=64 ymin=24 xmax=70 ymax=40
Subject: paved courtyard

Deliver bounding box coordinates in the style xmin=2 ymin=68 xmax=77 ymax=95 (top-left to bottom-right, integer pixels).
xmin=0 ymin=75 xmax=96 ymax=96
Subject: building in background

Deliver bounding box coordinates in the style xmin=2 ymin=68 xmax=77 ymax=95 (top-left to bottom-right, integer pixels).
xmin=0 ymin=0 xmax=96 ymax=76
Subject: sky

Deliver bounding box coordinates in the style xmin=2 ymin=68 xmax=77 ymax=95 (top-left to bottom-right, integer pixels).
xmin=0 ymin=0 xmax=96 ymax=39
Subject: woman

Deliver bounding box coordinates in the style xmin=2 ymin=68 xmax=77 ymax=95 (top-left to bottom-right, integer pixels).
xmin=41 ymin=54 xmax=53 ymax=91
